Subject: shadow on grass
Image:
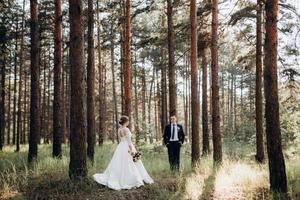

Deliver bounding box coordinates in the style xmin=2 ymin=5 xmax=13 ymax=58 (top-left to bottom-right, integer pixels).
xmin=26 ymin=170 xmax=185 ymax=200
xmin=200 ymin=166 xmax=217 ymax=200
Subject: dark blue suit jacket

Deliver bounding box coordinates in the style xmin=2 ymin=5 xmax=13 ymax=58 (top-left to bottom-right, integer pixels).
xmin=163 ymin=124 xmax=185 ymax=145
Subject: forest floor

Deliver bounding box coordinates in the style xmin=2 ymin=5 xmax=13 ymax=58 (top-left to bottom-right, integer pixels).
xmin=0 ymin=142 xmax=299 ymax=200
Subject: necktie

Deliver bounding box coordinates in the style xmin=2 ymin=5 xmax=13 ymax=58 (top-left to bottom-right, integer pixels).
xmin=171 ymin=124 xmax=175 ymax=139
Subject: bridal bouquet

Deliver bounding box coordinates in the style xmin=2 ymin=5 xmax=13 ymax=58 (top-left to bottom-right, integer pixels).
xmin=131 ymin=152 xmax=141 ymax=162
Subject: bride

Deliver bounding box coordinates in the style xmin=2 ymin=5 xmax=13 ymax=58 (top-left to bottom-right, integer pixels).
xmin=93 ymin=115 xmax=154 ymax=190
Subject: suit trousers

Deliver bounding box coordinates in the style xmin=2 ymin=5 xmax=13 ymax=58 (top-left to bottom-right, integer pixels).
xmin=167 ymin=141 xmax=181 ymax=171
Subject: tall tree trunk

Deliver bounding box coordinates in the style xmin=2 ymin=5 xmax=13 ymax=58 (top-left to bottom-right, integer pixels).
xmin=68 ymin=0 xmax=87 ymax=179
xmin=160 ymin=13 xmax=168 ymax=135
xmin=23 ymin=65 xmax=28 ymax=144
xmin=185 ymin=57 xmax=189 ymax=142
xmin=264 ymin=0 xmax=287 ymax=193
xmin=211 ymin=0 xmax=222 ymax=164
xmin=53 ymin=0 xmax=63 ymax=158
xmin=190 ymin=0 xmax=200 ymax=166
xmin=13 ymin=17 xmax=19 ymax=146
xmin=155 ymin=69 xmax=160 ymax=141
xmin=7 ymin=64 xmax=11 ymax=145
xmin=41 ymin=53 xmax=46 ymax=143
xmin=28 ymin=0 xmax=40 ymax=163
xmin=141 ymin=63 xmax=147 ymax=142
xmin=230 ymin=73 xmax=234 ymax=131
xmin=103 ymin=62 xmax=107 ymax=140
xmin=120 ymin=1 xmax=125 ymax=115
xmin=61 ymin=35 xmax=66 ymax=144
xmin=255 ymin=0 xmax=264 ymax=163
xmin=86 ymin=0 xmax=95 ymax=163
xmin=160 ymin=50 xmax=168 ymax=133
xmin=188 ymin=61 xmax=192 ymax=141
xmin=47 ymin=53 xmax=51 ymax=143
xmin=227 ymin=74 xmax=230 ymax=128
xmin=65 ymin=50 xmax=70 ymax=142
xmin=0 ymin=36 xmax=5 ymax=150
xmin=148 ymin=69 xmax=155 ymax=144
xmin=221 ymin=71 xmax=225 ymax=127
xmin=240 ymin=73 xmax=244 ymax=122
xmin=167 ymin=0 xmax=176 ymax=115
xmin=111 ymin=28 xmax=118 ymax=143
xmin=249 ymin=81 xmax=253 ymax=112
xmin=120 ymin=32 xmax=125 ymax=115
xmin=97 ymin=0 xmax=105 ymax=145
xmin=201 ymin=49 xmax=210 ymax=155
xmin=133 ymin=46 xmax=140 ymax=144
xmin=16 ymin=0 xmax=26 ymax=152
xmin=123 ymin=0 xmax=132 ymax=118
xmin=233 ymin=74 xmax=237 ymax=134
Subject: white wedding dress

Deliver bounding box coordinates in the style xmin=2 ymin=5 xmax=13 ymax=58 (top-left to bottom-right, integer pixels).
xmin=93 ymin=127 xmax=154 ymax=190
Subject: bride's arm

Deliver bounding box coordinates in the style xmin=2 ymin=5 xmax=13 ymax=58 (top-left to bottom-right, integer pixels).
xmin=125 ymin=129 xmax=135 ymax=153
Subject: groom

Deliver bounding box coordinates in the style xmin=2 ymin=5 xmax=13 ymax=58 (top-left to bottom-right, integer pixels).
xmin=163 ymin=114 xmax=185 ymax=171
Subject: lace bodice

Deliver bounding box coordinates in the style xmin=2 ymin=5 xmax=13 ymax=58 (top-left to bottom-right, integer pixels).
xmin=118 ymin=127 xmax=133 ymax=146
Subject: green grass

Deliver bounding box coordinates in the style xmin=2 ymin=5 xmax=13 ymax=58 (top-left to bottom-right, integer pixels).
xmin=0 ymin=142 xmax=299 ymax=200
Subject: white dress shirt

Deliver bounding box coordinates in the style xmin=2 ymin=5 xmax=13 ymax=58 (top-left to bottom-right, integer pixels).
xmin=169 ymin=123 xmax=179 ymax=141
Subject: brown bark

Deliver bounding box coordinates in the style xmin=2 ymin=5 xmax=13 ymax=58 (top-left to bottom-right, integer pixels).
xmin=53 ymin=0 xmax=63 ymax=158
xmin=240 ymin=73 xmax=244 ymax=122
xmin=201 ymin=49 xmax=210 ymax=155
xmin=227 ymin=74 xmax=230 ymax=128
xmin=41 ymin=53 xmax=46 ymax=143
xmin=155 ymin=69 xmax=160 ymax=141
xmin=211 ymin=0 xmax=222 ymax=164
xmin=16 ymin=0 xmax=26 ymax=152
xmin=148 ymin=69 xmax=155 ymax=144
xmin=185 ymin=57 xmax=189 ymax=142
xmin=110 ymin=27 xmax=118 ymax=143
xmin=255 ymin=0 xmax=264 ymax=163
xmin=87 ymin=0 xmax=95 ymax=162
xmin=120 ymin=2 xmax=125 ymax=115
xmin=7 ymin=65 xmax=11 ymax=145
xmin=13 ymin=17 xmax=19 ymax=146
xmin=66 ymin=50 xmax=70 ymax=141
xmin=230 ymin=73 xmax=233 ymax=131
xmin=0 ymin=35 xmax=5 ymax=150
xmin=160 ymin=50 xmax=168 ymax=133
xmin=46 ymin=53 xmax=51 ymax=143
xmin=264 ymin=0 xmax=287 ymax=193
xmin=103 ymin=62 xmax=107 ymax=139
xmin=68 ymin=0 xmax=87 ymax=178
xmin=28 ymin=0 xmax=40 ymax=163
xmin=141 ymin=62 xmax=147 ymax=142
xmin=190 ymin=0 xmax=200 ymax=166
xmin=120 ymin=31 xmax=125 ymax=116
xmin=23 ymin=63 xmax=28 ymax=144
xmin=123 ymin=0 xmax=132 ymax=118
xmin=61 ymin=34 xmax=66 ymax=144
xmin=160 ymin=12 xmax=168 ymax=134
xmin=167 ymin=0 xmax=176 ymax=116
xmin=221 ymin=72 xmax=225 ymax=126
xmin=133 ymin=46 xmax=140 ymax=144
xmin=97 ymin=0 xmax=105 ymax=145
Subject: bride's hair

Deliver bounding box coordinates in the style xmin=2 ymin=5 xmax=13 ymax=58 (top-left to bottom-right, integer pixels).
xmin=119 ymin=115 xmax=129 ymax=125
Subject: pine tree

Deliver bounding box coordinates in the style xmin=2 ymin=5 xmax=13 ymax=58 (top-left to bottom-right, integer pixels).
xmin=190 ymin=0 xmax=200 ymax=166
xmin=28 ymin=0 xmax=41 ymax=163
xmin=264 ymin=0 xmax=287 ymax=193
xmin=211 ymin=0 xmax=222 ymax=164
xmin=68 ymin=0 xmax=87 ymax=179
